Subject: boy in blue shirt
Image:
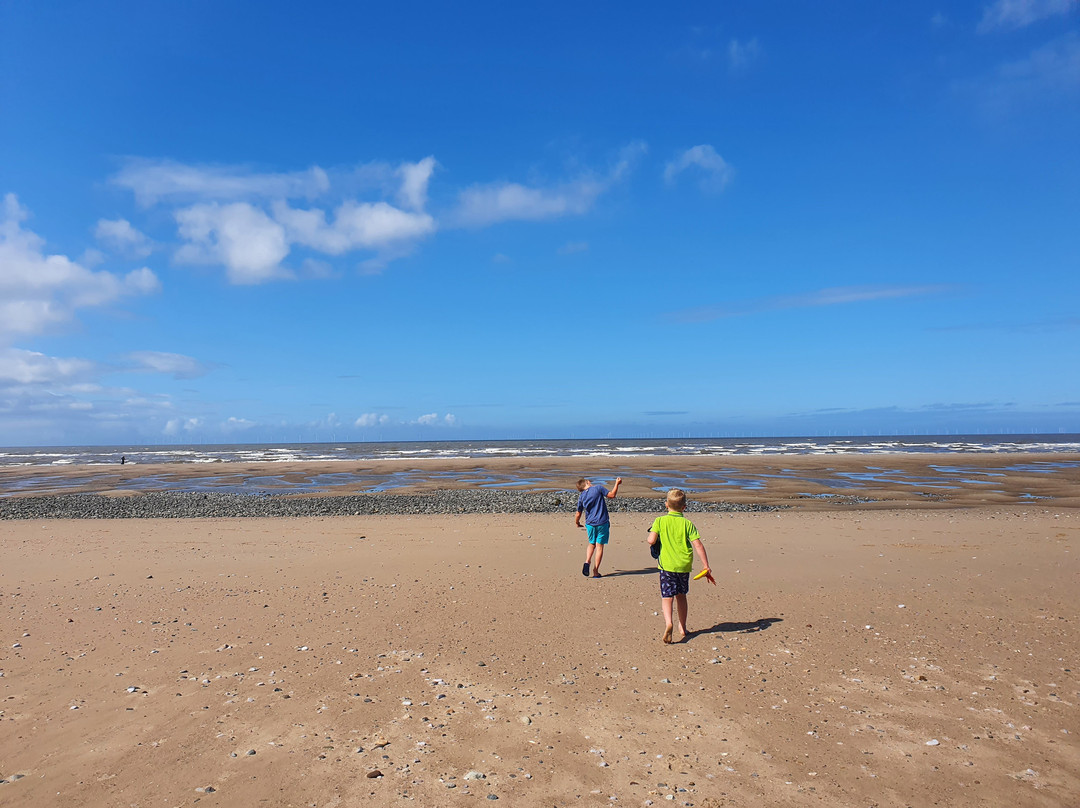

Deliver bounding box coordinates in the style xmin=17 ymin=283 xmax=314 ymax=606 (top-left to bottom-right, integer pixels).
xmin=647 ymin=488 xmax=715 ymax=643
xmin=574 ymin=476 xmax=622 ymax=578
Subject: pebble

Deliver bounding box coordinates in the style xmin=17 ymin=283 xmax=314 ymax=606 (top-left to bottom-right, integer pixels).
xmin=464 ymin=770 xmax=486 ymax=780
xmin=926 ymin=739 xmax=940 ymax=746
xmin=0 ymin=490 xmax=780 ymax=520
xmin=366 ymin=770 xmax=383 ymax=779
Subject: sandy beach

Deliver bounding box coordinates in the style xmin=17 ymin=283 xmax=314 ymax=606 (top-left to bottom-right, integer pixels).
xmin=2 ymin=456 xmax=1079 ymax=806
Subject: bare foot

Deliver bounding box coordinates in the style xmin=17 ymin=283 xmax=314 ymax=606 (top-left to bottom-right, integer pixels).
xmin=678 ymin=626 xmax=689 ymax=642
xmin=662 ymin=625 xmax=673 ymax=644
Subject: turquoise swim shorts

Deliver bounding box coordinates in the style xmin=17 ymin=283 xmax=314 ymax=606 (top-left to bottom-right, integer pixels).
xmin=586 ymin=524 xmax=610 ymax=545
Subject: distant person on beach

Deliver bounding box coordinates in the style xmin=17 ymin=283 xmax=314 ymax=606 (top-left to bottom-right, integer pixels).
xmin=120 ymin=455 xmax=126 ymax=465
xmin=647 ymin=488 xmax=715 ymax=643
xmin=575 ymin=476 xmax=622 ymax=578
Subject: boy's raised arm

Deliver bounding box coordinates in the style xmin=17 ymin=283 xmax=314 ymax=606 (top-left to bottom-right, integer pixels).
xmin=606 ymin=477 xmax=623 ymax=498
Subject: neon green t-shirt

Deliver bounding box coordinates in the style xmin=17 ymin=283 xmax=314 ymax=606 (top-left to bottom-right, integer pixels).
xmin=649 ymin=511 xmax=700 ymax=573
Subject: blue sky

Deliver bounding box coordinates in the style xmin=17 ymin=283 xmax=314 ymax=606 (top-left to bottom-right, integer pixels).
xmin=1 ymin=1 xmax=1078 ymax=446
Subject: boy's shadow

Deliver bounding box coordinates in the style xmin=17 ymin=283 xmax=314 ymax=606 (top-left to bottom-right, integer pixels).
xmin=693 ymin=617 xmax=782 ymax=636
xmin=605 ymin=567 xmax=660 ymax=577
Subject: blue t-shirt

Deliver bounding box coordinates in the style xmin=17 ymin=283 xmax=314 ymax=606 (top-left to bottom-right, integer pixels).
xmin=577 ymin=485 xmax=610 ymax=526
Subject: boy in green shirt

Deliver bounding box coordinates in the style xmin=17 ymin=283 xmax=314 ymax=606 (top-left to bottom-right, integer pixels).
xmin=647 ymin=488 xmax=715 ymax=643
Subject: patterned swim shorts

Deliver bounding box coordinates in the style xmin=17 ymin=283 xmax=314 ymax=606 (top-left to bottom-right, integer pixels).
xmin=659 ymin=569 xmax=690 ymax=598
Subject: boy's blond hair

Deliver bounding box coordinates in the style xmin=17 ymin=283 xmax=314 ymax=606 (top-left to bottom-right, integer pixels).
xmin=576 ymin=478 xmax=589 ymax=491
xmin=666 ymin=488 xmax=687 ymax=511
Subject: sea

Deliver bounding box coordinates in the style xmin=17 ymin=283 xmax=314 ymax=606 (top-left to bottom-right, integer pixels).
xmin=2 ymin=434 xmax=1079 ymax=468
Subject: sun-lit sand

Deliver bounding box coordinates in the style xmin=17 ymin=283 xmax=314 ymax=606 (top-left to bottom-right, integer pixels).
xmin=2 ymin=457 xmax=1079 ymax=806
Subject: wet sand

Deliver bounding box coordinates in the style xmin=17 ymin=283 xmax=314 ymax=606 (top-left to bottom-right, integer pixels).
xmin=2 ymin=452 xmax=1079 ymax=509
xmin=2 ymin=503 xmax=1079 ymax=806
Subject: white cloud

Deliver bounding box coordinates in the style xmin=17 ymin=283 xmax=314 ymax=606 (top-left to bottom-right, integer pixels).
xmin=111 ymin=156 xmax=437 ymax=208
xmin=415 ymin=412 xmax=457 ymax=426
xmin=112 ymin=158 xmax=331 ymax=206
xmin=453 ymin=181 xmax=601 ymax=227
xmin=0 ymin=194 xmax=161 ymax=341
xmin=121 ymin=395 xmax=174 ymax=410
xmin=977 ymin=0 xmax=1077 ymax=33
xmin=728 ymin=37 xmax=761 ymax=71
xmin=0 ymin=300 xmax=66 ymax=338
xmin=451 ymin=143 xmax=645 ymax=227
xmin=273 ymin=200 xmax=435 ymax=254
xmin=311 ymin=412 xmax=343 ymax=429
xmin=80 ymin=247 xmax=106 ymax=266
xmin=397 ymin=156 xmax=437 ymax=211
xmin=224 ymin=416 xmax=256 ymax=431
xmin=355 ymin=412 xmax=390 ymax=427
xmin=112 ymin=157 xmax=440 ymax=282
xmin=127 ymin=351 xmax=212 ymax=379
xmin=664 ymin=145 xmax=735 ymax=192
xmin=995 ymin=31 xmax=1080 ymax=89
xmin=95 ymin=218 xmax=153 ymax=258
xmin=0 ymin=347 xmax=98 ymax=384
xmin=122 ymin=267 xmax=160 ymax=295
xmin=610 ymin=140 xmax=649 ymax=181
xmin=961 ymin=32 xmax=1080 ymax=112
xmin=0 ymin=348 xmax=182 ymax=447
xmin=164 ymin=417 xmax=203 ymax=436
xmin=113 ymin=152 xmax=642 ymax=280
xmin=412 ymin=412 xmax=455 ymax=425
xmin=175 ymin=202 xmax=291 ymax=284
xmin=300 ymin=258 xmax=336 ymax=278
xmin=0 ymin=347 xmax=214 ymax=443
